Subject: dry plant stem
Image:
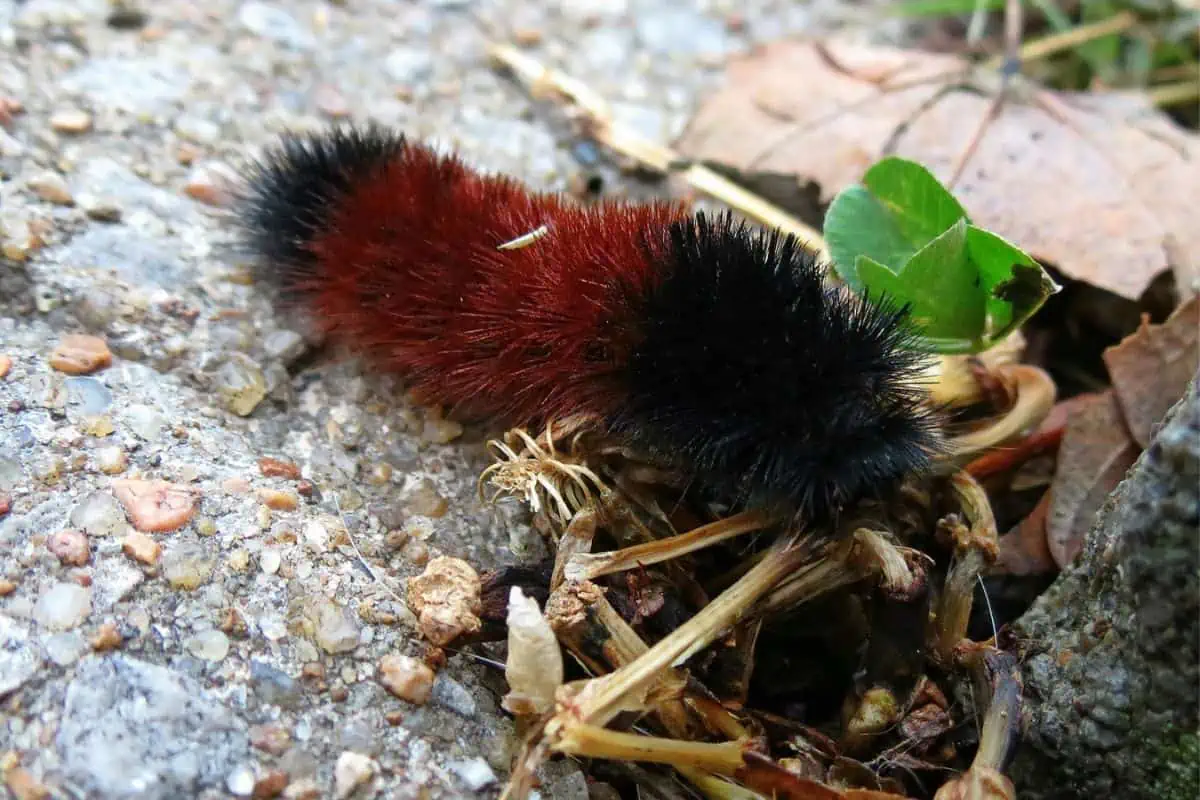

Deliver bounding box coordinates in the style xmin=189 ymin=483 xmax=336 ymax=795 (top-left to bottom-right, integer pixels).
xmin=984 ymin=10 xmax=1139 ymax=70
xmin=550 ymin=507 xmax=598 ymax=590
xmin=926 ymin=332 xmax=1024 ymax=408
xmin=565 ymin=534 xmax=814 ymax=730
xmin=674 ymin=768 xmax=769 ymax=800
xmin=564 ymin=510 xmax=772 ymax=582
xmin=487 ymin=43 xmax=825 ymax=254
xmin=933 ymin=649 xmax=1020 ymax=800
xmin=932 ymin=472 xmax=999 ymax=665
xmin=1149 ymin=79 xmax=1200 ymax=108
xmin=754 ymin=534 xmax=873 ymax=617
xmin=554 ymin=724 xmax=748 ymax=774
xmin=943 ymin=364 xmax=1057 ymax=468
xmin=546 ymin=579 xmax=736 ymax=741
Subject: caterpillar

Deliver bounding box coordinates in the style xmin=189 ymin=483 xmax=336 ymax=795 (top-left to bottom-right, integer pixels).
xmin=238 ymin=125 xmax=938 ymax=520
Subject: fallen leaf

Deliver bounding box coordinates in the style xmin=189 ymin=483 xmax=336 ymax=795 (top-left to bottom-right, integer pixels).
xmin=1102 ymin=296 xmax=1199 ymax=449
xmin=994 ymin=490 xmax=1055 ymax=576
xmin=1046 ymin=391 xmax=1139 ymax=567
xmin=675 ymin=38 xmax=1200 ymax=301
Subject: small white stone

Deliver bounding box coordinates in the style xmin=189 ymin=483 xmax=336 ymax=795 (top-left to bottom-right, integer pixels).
xmin=333 ymin=751 xmax=376 ymax=800
xmin=448 ymin=757 xmax=497 ymax=791
xmin=259 ymin=614 xmax=288 ymax=642
xmin=185 ymin=629 xmax=230 ymax=661
xmin=27 ymin=171 xmax=73 ymax=205
xmin=302 ymin=521 xmax=328 ymax=553
xmin=33 ymin=583 xmax=92 ymax=630
xmin=226 ymin=764 xmax=256 ymax=797
xmin=312 ymin=601 xmax=359 ymax=654
xmin=260 ymin=548 xmax=281 ymax=575
xmin=42 ymin=631 xmax=88 ymax=666
xmin=50 ymin=108 xmax=93 ymax=133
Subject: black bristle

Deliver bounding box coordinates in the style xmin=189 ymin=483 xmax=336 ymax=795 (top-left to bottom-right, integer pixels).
xmin=237 ymin=125 xmax=407 ymax=289
xmin=614 ymin=211 xmax=940 ymax=521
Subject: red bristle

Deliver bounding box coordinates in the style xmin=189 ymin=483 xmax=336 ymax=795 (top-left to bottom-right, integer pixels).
xmin=302 ymin=144 xmax=683 ymax=425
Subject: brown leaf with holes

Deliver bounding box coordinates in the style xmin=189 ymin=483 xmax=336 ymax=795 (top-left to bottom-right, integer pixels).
xmin=1103 ymin=296 xmax=1199 ymax=449
xmin=1046 ymin=391 xmax=1140 ymax=568
xmin=675 ymin=38 xmax=1200 ymax=300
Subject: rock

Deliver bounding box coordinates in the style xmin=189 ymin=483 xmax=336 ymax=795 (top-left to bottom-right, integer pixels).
xmin=70 ymin=490 xmax=127 ymax=536
xmin=226 ymin=764 xmax=256 ymax=796
xmin=259 ymin=548 xmax=281 ymax=575
xmin=184 ymin=629 xmax=230 ymax=661
xmin=0 ymin=616 xmax=41 ymax=695
xmin=122 ymin=531 xmax=162 ymax=564
xmin=249 ymin=661 xmax=303 ymax=709
xmin=378 ymin=654 xmax=434 ymax=705
xmin=261 ymin=331 xmax=306 ymax=366
xmin=49 ymin=335 xmax=112 ymax=375
xmin=258 ymin=456 xmax=301 ymax=479
xmin=310 ymin=601 xmax=360 ymax=654
xmin=112 ymin=479 xmax=197 ymax=532
xmin=94 ymin=445 xmax=127 ymax=474
xmin=56 ymin=655 xmax=249 ymax=798
xmin=64 ymin=376 xmax=113 ymax=416
xmin=43 ymin=631 xmax=88 ymax=666
xmin=448 ymin=757 xmax=496 ymax=791
xmin=33 ymin=582 xmax=92 ymax=630
xmin=124 ymin=403 xmax=166 ymax=441
xmin=258 ymin=488 xmax=298 ymax=511
xmin=406 ymin=556 xmax=482 ymax=647
xmin=215 ymin=354 xmax=268 ymax=416
xmin=253 ymin=770 xmax=289 ymax=799
xmin=162 ymin=543 xmax=215 ymax=590
xmin=27 ymin=171 xmax=74 ymax=205
xmin=91 ymin=622 xmax=122 ymax=652
xmin=431 ymin=674 xmax=478 ymax=717
xmin=332 ymin=751 xmax=376 ymax=800
xmin=49 ymin=108 xmax=93 ymax=133
xmin=47 ymin=528 xmax=90 ymax=566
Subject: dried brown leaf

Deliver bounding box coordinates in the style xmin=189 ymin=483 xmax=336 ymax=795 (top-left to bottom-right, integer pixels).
xmin=676 ymin=38 xmax=1200 ymax=300
xmin=1046 ymin=391 xmax=1139 ymax=567
xmin=1102 ymin=296 xmax=1199 ymax=449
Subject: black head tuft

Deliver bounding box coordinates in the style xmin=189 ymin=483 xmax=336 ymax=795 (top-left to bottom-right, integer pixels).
xmin=237 ymin=124 xmax=408 ymax=287
xmin=614 ymin=212 xmax=940 ymax=521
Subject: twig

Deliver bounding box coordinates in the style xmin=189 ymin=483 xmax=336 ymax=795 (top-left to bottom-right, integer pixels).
xmin=563 ymin=510 xmax=772 ymax=583
xmin=487 ymin=43 xmax=825 ymax=254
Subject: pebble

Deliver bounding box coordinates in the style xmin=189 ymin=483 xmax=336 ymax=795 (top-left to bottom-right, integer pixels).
xmin=33 ymin=582 xmax=92 ymax=630
xmin=385 ymin=47 xmax=433 ymax=84
xmin=401 ymin=478 xmax=449 ymax=518
xmin=27 ymin=171 xmax=74 ymax=205
xmin=185 ymin=629 xmax=230 ymax=661
xmin=261 ymin=331 xmax=306 ymax=365
xmin=112 ymin=478 xmax=197 ymax=532
xmin=94 ymin=445 xmax=127 ymax=474
xmin=49 ymin=335 xmax=112 ymax=375
xmin=259 ymin=548 xmax=281 ymax=575
xmin=184 ymin=161 xmax=237 ymax=207
xmin=311 ymin=601 xmax=360 ymax=654
xmin=0 ymin=579 xmax=16 ymax=596
xmin=0 ymin=618 xmax=40 ymax=695
xmin=432 ymin=674 xmax=477 ymax=717
xmin=378 ymin=654 xmax=434 ymax=705
xmin=448 ymin=757 xmax=497 ymax=791
xmin=420 ymin=409 xmax=463 ymax=444
xmin=122 ymin=531 xmax=161 ymax=564
xmin=91 ymin=622 xmax=122 ymax=652
xmin=65 ymin=376 xmax=113 ymax=416
xmin=5 ymin=768 xmax=50 ymax=800
xmin=47 ymin=529 xmax=90 ymax=566
xmin=332 ymin=751 xmax=376 ymax=800
xmin=249 ymin=723 xmax=291 ymax=755
xmin=283 ymin=778 xmax=320 ymax=800
xmin=77 ymin=193 xmax=123 ymax=222
xmin=174 ymin=115 xmax=221 ymax=145
xmin=50 ymin=107 xmax=93 ymax=133
xmin=0 ymin=355 xmax=11 ymax=378
xmin=43 ymin=631 xmax=88 ymax=666
xmin=71 ymin=491 xmax=127 ymax=536
xmin=258 ymin=488 xmax=298 ymax=511
xmin=405 ymin=556 xmax=483 ymax=647
xmin=253 ymin=770 xmax=289 ymax=799
xmin=162 ymin=543 xmax=214 ymax=590
xmin=124 ymin=403 xmax=165 ymax=440
xmin=226 ymin=765 xmax=256 ymax=796
xmin=216 ymin=354 xmax=268 ymax=416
